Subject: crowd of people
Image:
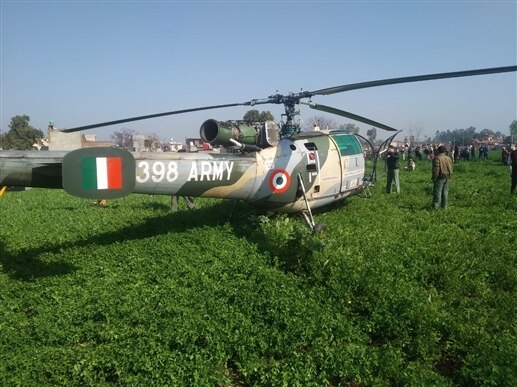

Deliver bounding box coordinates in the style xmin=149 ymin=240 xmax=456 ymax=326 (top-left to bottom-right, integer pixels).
xmin=408 ymin=143 xmax=490 ymax=163
xmin=384 ymin=143 xmax=517 ymax=208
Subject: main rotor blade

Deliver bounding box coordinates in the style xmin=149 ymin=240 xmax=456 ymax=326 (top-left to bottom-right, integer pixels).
xmin=306 ymin=65 xmax=517 ymax=97
xmin=308 ymin=103 xmax=398 ymax=132
xmin=62 ymin=103 xmax=247 ymax=132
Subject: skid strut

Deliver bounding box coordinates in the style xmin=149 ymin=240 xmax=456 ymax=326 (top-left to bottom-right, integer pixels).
xmin=297 ymin=173 xmax=325 ymax=232
xmin=171 ymin=196 xmax=195 ymax=212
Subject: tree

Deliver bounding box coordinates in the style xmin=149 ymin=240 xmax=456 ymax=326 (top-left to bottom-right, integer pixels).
xmin=366 ymin=127 xmax=377 ymax=143
xmin=305 ymin=115 xmax=337 ymax=131
xmin=433 ymin=130 xmax=442 ymax=143
xmin=464 ymin=126 xmax=477 ymax=145
xmin=144 ymin=133 xmax=161 ymax=151
xmin=478 ymin=128 xmax=495 ymax=140
xmin=111 ymin=128 xmax=136 ymax=149
xmin=344 ymin=123 xmax=360 ymax=134
xmin=0 ymin=115 xmax=44 ymax=150
xmin=243 ymin=110 xmax=260 ymax=124
xmin=409 ymin=123 xmax=425 ymax=144
xmin=259 ymin=111 xmax=274 ymax=122
xmin=243 ymin=110 xmax=275 ymax=124
xmin=434 ymin=127 xmax=479 ymax=146
xmin=510 ymin=120 xmax=517 ymax=143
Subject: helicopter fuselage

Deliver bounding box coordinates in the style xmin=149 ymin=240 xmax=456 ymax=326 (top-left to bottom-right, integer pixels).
xmin=131 ymin=130 xmax=366 ymax=212
xmin=0 ymin=131 xmax=366 ymax=213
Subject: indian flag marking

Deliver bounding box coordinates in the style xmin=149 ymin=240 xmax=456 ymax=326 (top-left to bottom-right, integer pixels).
xmin=268 ymin=169 xmax=291 ymax=194
xmin=81 ymin=157 xmax=123 ymax=190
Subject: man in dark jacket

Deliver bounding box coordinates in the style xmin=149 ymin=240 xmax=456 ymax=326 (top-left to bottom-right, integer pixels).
xmin=432 ymin=145 xmax=453 ymax=209
xmin=386 ymin=145 xmax=400 ymax=194
xmin=510 ymin=146 xmax=517 ymax=194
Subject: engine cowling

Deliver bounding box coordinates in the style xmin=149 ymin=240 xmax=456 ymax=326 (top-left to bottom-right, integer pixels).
xmin=199 ymin=119 xmax=258 ymax=148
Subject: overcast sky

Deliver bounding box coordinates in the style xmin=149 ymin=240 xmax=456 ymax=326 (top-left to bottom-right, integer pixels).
xmin=1 ymin=1 xmax=516 ymax=142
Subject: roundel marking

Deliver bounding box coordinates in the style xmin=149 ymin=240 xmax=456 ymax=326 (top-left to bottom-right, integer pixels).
xmin=269 ymin=169 xmax=291 ymax=194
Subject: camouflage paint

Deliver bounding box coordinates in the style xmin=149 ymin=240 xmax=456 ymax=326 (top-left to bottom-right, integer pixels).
xmin=131 ymin=151 xmax=256 ymax=199
xmin=0 ymin=150 xmax=65 ymax=188
xmin=0 ymin=131 xmax=365 ymax=213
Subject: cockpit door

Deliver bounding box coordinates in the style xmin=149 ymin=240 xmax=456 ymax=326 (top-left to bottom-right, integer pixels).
xmin=302 ymin=142 xmax=321 ymax=189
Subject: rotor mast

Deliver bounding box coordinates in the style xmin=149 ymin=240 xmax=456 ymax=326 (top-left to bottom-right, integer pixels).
xmin=249 ymin=92 xmax=304 ymax=138
xmin=280 ymin=94 xmax=302 ymax=137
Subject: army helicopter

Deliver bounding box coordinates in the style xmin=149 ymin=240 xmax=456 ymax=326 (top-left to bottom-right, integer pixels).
xmin=1 ymin=65 xmax=516 ymax=231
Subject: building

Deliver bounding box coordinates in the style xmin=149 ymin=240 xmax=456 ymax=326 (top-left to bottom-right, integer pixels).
xmin=47 ymin=122 xmax=113 ymax=150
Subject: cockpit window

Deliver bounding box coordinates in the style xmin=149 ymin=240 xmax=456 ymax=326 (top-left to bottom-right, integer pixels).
xmin=330 ymin=134 xmax=362 ymax=156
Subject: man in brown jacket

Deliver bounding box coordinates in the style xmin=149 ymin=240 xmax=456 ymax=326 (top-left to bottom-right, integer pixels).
xmin=432 ymin=145 xmax=453 ymax=209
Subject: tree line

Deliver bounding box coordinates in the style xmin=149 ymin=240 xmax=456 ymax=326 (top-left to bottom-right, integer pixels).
xmin=2 ymin=114 xmax=516 ymax=150
xmin=0 ymin=115 xmax=45 ymax=150
xmin=432 ymin=121 xmax=517 ymax=146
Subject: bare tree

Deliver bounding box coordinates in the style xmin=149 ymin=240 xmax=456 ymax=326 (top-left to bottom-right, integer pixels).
xmin=304 ymin=115 xmax=337 ymax=131
xmin=111 ymin=128 xmax=136 ymax=149
xmin=144 ymin=133 xmax=161 ymax=151
xmin=407 ymin=121 xmax=424 ymax=144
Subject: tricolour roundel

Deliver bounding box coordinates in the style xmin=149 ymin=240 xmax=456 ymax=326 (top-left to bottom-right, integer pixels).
xmin=268 ymin=169 xmax=291 ymax=194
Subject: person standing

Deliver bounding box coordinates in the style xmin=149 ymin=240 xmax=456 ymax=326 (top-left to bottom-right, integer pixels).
xmin=501 ymin=147 xmax=509 ymax=165
xmin=510 ymin=146 xmax=517 ymax=194
xmin=432 ymin=145 xmax=453 ymax=209
xmin=386 ymin=146 xmax=400 ymax=194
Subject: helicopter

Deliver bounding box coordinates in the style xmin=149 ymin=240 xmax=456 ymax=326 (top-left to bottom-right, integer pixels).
xmin=1 ymin=65 xmax=516 ymax=231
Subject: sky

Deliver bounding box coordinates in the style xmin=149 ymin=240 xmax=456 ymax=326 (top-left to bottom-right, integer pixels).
xmin=1 ymin=1 xmax=516 ymax=143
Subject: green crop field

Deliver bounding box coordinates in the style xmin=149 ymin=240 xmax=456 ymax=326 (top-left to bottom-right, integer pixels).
xmin=1 ymin=153 xmax=516 ymax=386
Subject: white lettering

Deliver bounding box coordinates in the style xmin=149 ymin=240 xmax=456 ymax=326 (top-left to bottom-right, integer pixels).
xmin=200 ymin=161 xmax=212 ymax=181
xmin=166 ymin=162 xmax=178 ymax=182
xmin=212 ymin=162 xmax=224 ymax=180
xmin=187 ymin=161 xmax=234 ymax=182
xmin=135 ymin=160 xmax=235 ymax=184
xmin=224 ymin=161 xmax=234 ymax=180
xmin=136 ymin=161 xmax=150 ymax=183
xmin=151 ymin=162 xmax=165 ymax=182
xmin=136 ymin=161 xmax=179 ymax=183
xmin=188 ymin=163 xmax=198 ymax=181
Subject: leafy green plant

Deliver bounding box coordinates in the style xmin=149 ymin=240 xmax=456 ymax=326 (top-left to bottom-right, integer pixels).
xmin=0 ymin=152 xmax=515 ymax=385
